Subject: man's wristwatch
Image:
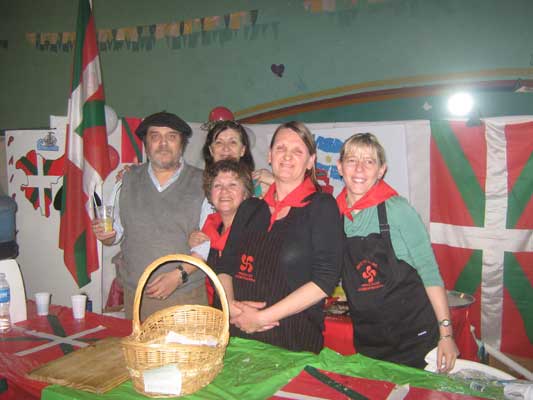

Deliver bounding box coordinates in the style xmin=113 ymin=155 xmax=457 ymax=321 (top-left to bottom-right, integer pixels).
xmin=177 ymin=265 xmax=189 ymax=284
xmin=439 ymin=318 xmax=452 ymax=327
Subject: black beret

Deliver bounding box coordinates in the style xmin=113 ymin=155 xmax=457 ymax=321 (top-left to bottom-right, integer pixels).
xmin=135 ymin=111 xmax=192 ymax=141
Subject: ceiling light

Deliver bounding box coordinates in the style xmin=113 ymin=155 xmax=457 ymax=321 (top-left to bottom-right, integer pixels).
xmin=447 ymin=92 xmax=474 ymax=117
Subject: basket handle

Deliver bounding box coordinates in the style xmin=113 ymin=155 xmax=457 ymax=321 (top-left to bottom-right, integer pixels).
xmin=131 ymin=254 xmax=230 ymax=337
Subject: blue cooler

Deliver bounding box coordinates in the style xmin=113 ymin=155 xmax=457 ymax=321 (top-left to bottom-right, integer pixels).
xmin=0 ymin=196 xmax=18 ymax=260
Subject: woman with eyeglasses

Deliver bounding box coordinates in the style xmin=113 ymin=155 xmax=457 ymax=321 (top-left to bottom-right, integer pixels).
xmin=336 ymin=133 xmax=459 ymax=372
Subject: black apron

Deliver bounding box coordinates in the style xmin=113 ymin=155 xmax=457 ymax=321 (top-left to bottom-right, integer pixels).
xmin=231 ymin=216 xmax=323 ymax=353
xmin=342 ymin=202 xmax=438 ymax=368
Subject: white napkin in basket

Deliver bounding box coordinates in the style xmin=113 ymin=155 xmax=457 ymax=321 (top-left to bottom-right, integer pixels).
xmin=165 ymin=331 xmax=218 ymax=346
xmin=143 ymin=365 xmax=182 ymax=395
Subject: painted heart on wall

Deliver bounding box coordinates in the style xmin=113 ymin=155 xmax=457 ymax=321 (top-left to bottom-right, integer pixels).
xmin=271 ymin=64 xmax=285 ymax=77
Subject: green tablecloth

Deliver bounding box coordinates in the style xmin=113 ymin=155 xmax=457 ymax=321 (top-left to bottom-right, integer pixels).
xmin=42 ymin=337 xmax=503 ymax=399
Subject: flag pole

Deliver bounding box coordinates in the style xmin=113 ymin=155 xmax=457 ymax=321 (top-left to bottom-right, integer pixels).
xmin=95 ymin=180 xmax=104 ymax=314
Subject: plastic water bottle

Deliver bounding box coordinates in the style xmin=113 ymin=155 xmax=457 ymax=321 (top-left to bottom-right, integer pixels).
xmin=0 ymin=273 xmax=11 ymax=333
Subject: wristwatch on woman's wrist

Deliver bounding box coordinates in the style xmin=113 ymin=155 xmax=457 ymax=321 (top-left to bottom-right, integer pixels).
xmin=177 ymin=264 xmax=189 ymax=284
xmin=439 ymin=318 xmax=452 ymax=327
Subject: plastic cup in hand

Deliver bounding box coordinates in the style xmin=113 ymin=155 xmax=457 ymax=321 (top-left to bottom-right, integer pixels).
xmin=96 ymin=205 xmax=114 ymax=233
xmin=35 ymin=292 xmax=51 ymax=316
xmin=71 ymin=294 xmax=87 ymax=319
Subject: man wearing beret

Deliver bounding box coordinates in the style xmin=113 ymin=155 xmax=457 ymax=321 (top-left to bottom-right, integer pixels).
xmin=93 ymin=111 xmax=206 ymax=320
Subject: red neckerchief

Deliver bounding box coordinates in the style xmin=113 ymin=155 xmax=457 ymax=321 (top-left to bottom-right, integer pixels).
xmin=336 ymin=180 xmax=398 ymax=221
xmin=263 ymin=177 xmax=317 ymax=231
xmin=201 ymin=212 xmax=231 ymax=252
xmin=201 ymin=213 xmax=230 ymax=307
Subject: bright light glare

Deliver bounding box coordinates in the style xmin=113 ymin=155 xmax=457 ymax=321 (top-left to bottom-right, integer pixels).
xmin=447 ymin=92 xmax=474 ymax=116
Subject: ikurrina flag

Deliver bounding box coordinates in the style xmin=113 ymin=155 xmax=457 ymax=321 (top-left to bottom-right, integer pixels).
xmin=430 ymin=119 xmax=533 ymax=357
xmin=59 ymin=0 xmax=111 ymax=287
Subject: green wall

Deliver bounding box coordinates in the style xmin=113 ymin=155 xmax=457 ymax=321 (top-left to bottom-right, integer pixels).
xmin=1 ymin=0 xmax=532 ymax=130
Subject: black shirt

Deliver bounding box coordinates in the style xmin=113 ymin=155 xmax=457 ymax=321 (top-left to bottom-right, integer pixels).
xmin=219 ymin=193 xmax=343 ymax=329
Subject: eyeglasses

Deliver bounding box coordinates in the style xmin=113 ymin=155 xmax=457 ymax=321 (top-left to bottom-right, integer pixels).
xmin=342 ymin=157 xmax=378 ymax=169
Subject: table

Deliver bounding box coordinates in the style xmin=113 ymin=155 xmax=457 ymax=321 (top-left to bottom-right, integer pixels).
xmin=42 ymin=337 xmax=503 ymax=399
xmin=0 ymin=301 xmax=131 ymax=400
xmin=323 ymin=306 xmax=479 ymax=361
xmin=1 ymin=303 xmax=486 ymax=400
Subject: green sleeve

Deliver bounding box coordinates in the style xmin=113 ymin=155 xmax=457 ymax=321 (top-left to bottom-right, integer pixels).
xmin=386 ymin=197 xmax=444 ymax=287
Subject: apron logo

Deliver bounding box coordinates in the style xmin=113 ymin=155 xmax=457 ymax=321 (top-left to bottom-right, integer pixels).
xmin=355 ymin=259 xmax=384 ymax=291
xmin=362 ymin=265 xmax=377 ymax=283
xmin=240 ymin=254 xmax=254 ymax=272
xmin=236 ymin=253 xmax=256 ymax=282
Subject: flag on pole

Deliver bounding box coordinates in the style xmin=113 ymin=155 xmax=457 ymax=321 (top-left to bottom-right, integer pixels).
xmin=59 ymin=0 xmax=111 ymax=287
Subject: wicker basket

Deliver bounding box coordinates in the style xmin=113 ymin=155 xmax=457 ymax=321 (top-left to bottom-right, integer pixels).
xmin=121 ymin=254 xmax=229 ymax=398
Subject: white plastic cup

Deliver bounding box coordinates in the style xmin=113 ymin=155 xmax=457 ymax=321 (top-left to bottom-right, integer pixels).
xmin=35 ymin=292 xmax=51 ymax=316
xmin=71 ymin=294 xmax=87 ymax=319
xmin=95 ymin=205 xmax=114 ymax=233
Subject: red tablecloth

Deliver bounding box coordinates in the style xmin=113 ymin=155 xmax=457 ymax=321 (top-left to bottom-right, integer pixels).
xmin=0 ymin=302 xmax=479 ymax=399
xmin=450 ymin=306 xmax=479 ymax=362
xmin=0 ymin=301 xmax=131 ymax=400
xmin=323 ymin=315 xmax=356 ymax=355
xmin=323 ymin=306 xmax=479 ymax=361
xmin=270 ymin=367 xmax=488 ymax=399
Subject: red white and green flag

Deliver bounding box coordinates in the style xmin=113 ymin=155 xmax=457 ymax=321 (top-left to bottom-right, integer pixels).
xmin=430 ymin=119 xmax=533 ymax=357
xmin=120 ymin=117 xmax=143 ymax=163
xmin=59 ymin=0 xmax=111 ymax=287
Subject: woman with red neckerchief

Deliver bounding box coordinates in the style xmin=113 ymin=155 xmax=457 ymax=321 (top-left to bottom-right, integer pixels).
xmin=195 ymin=159 xmax=253 ymax=308
xmin=336 ymin=133 xmax=459 ymax=372
xmin=217 ymin=121 xmax=343 ymax=353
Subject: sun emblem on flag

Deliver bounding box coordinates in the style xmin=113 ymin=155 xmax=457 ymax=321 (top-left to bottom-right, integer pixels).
xmin=315 ymin=135 xmax=343 ymax=181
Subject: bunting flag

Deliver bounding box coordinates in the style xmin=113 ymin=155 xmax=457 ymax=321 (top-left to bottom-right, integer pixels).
xmin=429 ymin=120 xmax=533 ymax=357
xmin=26 ymin=9 xmax=260 ymax=52
xmin=59 ymin=0 xmax=112 ymax=287
xmin=303 ymin=0 xmax=399 ymax=13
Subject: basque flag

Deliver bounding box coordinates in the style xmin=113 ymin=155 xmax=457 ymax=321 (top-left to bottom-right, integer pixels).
xmin=430 ymin=120 xmax=533 ymax=357
xmin=59 ymin=0 xmax=111 ymax=287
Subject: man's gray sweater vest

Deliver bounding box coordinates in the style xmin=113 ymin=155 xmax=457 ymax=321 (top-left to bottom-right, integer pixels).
xmin=118 ymin=162 xmax=204 ymax=292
